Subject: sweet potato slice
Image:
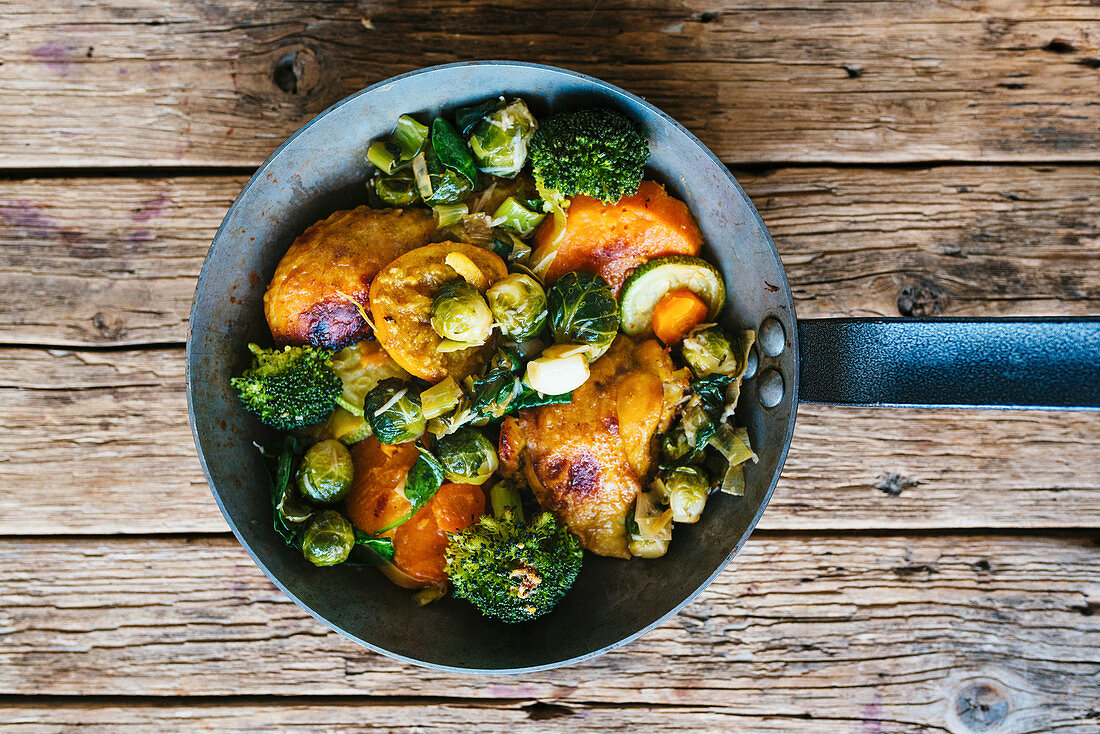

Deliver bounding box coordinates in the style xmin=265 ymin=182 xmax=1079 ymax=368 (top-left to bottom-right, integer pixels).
xmin=531 ymin=180 xmax=703 ymax=294
xmin=369 ymin=241 xmax=508 ymax=382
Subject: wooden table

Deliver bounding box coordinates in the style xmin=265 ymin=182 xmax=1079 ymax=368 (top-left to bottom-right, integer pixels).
xmin=2 ymin=1 xmax=1098 ymax=732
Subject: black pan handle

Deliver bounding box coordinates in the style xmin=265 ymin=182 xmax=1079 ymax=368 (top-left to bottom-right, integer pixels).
xmin=796 ymin=317 xmax=1100 ymax=410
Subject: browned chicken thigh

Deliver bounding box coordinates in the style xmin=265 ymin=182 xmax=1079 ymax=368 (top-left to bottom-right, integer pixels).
xmin=499 ymin=336 xmax=690 ymax=558
xmin=263 ymin=206 xmax=439 ymax=349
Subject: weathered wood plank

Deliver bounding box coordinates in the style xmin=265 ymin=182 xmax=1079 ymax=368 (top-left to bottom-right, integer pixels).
xmin=1 ymin=0 xmax=1099 ymax=167
xmin=1 ymin=534 xmax=1096 ymax=734
xmin=0 ymin=700 xmax=923 ymax=734
xmin=2 ymin=347 xmax=1098 ymax=534
xmin=2 ymin=165 xmax=1098 ymax=346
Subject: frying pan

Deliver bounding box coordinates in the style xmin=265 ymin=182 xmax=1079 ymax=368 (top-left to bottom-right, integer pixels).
xmin=187 ymin=61 xmax=1100 ymax=673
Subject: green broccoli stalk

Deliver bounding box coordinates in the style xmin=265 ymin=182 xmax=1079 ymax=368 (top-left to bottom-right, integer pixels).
xmin=231 ymin=343 xmax=341 ymax=430
xmin=445 ymin=481 xmax=583 ymax=623
xmin=528 ymin=107 xmax=649 ymax=204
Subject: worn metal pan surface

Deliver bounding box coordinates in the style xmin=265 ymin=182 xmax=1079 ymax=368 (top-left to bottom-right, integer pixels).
xmin=187 ymin=61 xmax=1100 ymax=673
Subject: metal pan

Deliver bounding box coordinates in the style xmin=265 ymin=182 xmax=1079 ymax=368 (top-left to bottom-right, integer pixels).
xmin=187 ymin=61 xmax=1100 ymax=673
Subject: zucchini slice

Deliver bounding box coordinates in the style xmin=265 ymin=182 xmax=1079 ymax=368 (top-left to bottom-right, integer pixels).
xmin=619 ymin=255 xmax=726 ymax=336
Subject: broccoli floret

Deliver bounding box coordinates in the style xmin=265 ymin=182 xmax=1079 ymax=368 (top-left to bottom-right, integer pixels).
xmin=445 ymin=482 xmax=583 ymax=623
xmin=528 ymin=107 xmax=649 ymax=204
xmin=231 ymin=343 xmax=341 ymax=430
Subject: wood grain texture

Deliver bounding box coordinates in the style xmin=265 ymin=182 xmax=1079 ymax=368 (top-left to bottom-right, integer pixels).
xmin=1 ymin=534 xmax=1097 ymax=734
xmin=3 ymin=347 xmax=1097 ymax=534
xmin=2 ymin=165 xmax=1098 ymax=346
xmin=1 ymin=0 xmax=1099 ymax=167
xmin=25 ymin=700 xmax=1062 ymax=734
xmin=0 ymin=700 xmax=930 ymax=734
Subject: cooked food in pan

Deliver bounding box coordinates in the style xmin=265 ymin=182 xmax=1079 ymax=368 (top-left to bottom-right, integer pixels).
xmin=232 ymin=96 xmax=758 ymax=622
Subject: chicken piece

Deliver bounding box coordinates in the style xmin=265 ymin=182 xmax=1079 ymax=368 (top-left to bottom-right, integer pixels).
xmin=499 ymin=336 xmax=690 ymax=558
xmin=264 ymin=206 xmax=439 ymax=349
xmin=531 ymin=181 xmax=703 ymax=294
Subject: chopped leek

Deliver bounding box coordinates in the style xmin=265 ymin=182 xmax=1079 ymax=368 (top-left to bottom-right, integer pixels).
xmin=491 ymin=197 xmax=546 ymax=238
xmin=392 ymin=114 xmax=429 ymax=161
xmin=367 ymin=141 xmax=402 ymax=174
xmin=374 ymin=173 xmax=419 ymax=207
xmin=707 ymin=424 xmax=758 ymax=496
xmin=412 ymin=152 xmax=433 ymax=199
xmin=420 ymin=376 xmax=464 ymax=420
xmin=433 ymin=202 xmax=469 ymax=229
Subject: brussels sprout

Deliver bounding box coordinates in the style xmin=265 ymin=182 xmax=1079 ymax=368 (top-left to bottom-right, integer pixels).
xmin=374 ymin=172 xmax=419 ymax=206
xmin=364 ymin=378 xmax=427 ymax=444
xmin=468 ymin=98 xmax=538 ymax=178
xmin=681 ymin=325 xmax=742 ymax=377
xmin=430 ymin=279 xmax=493 ymax=346
xmin=546 ymin=271 xmax=620 ymax=361
xmin=296 ymin=439 xmax=354 ymax=504
xmin=300 ymin=510 xmax=355 ymax=566
xmin=661 ymin=426 xmax=693 ymax=463
xmin=663 ymin=467 xmax=710 ymax=524
xmin=486 ymin=273 xmax=548 ymax=341
xmin=434 ymin=427 xmax=499 ymax=485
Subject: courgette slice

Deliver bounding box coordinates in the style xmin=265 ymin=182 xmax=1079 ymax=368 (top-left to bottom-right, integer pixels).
xmin=619 ymin=255 xmax=726 ymax=336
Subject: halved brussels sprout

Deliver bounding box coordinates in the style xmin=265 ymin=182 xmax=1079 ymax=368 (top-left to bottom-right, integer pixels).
xmin=300 ymin=510 xmax=355 ymax=566
xmin=663 ymin=466 xmax=710 ymax=523
xmin=468 ymin=98 xmax=538 ymax=178
xmin=486 ymin=273 xmax=548 ymax=341
xmin=434 ymin=427 xmax=499 ymax=485
xmin=431 ymin=279 xmax=494 ymax=346
xmin=296 ymin=439 xmax=355 ymax=504
xmin=681 ymin=325 xmax=742 ymax=377
xmin=547 ymin=271 xmax=620 ymax=361
xmin=363 ymin=378 xmax=427 ymax=444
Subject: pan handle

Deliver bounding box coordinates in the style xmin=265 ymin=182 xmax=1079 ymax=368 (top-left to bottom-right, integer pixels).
xmin=796 ymin=317 xmax=1100 ymax=410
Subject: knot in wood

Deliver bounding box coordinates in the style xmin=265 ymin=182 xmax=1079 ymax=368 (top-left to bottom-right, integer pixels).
xmin=273 ymin=47 xmax=320 ymax=96
xmin=953 ymin=681 xmax=1010 ymax=731
xmin=897 ymin=281 xmax=946 ymax=317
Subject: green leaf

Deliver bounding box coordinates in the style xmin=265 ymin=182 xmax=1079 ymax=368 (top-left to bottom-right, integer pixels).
xmin=692 ymin=373 xmax=732 ymax=416
xmin=432 ymin=117 xmax=479 ymax=185
xmin=265 ymin=436 xmax=311 ymax=547
xmin=510 ymin=386 xmax=572 ymax=412
xmin=353 ymin=530 xmax=396 ymax=562
xmin=454 ymin=97 xmax=506 ymax=136
xmin=374 ymin=448 xmax=445 ymax=535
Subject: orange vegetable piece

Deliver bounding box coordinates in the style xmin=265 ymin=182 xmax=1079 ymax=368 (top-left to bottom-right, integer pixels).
xmin=652 ymin=289 xmax=709 ymax=345
xmin=393 ymin=483 xmax=485 ymax=584
xmin=531 ymin=180 xmax=703 ymax=294
xmin=393 ymin=510 xmax=449 ymax=582
xmin=344 ymin=438 xmax=418 ymax=537
xmin=431 ymin=482 xmax=486 ymax=533
xmin=347 ymin=441 xmax=487 ymax=584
